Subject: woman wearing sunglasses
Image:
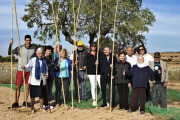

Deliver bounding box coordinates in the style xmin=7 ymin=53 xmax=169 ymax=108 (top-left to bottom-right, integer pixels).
xmin=86 ymin=42 xmax=103 ymax=106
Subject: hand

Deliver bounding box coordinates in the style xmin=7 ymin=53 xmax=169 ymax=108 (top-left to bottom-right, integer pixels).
xmin=21 ymin=66 xmax=25 ymax=70
xmin=110 ymin=64 xmax=113 ymax=68
xmin=75 ymin=61 xmax=78 ymax=65
xmin=83 ymin=66 xmax=86 ymax=70
xmin=112 ymin=76 xmax=114 ymax=79
xmin=58 ymin=59 xmax=61 ymax=63
xmin=149 ymin=83 xmax=153 ymax=87
xmin=95 ymin=60 xmax=99 ymax=65
xmin=72 ymin=63 xmax=75 ymax=67
xmin=158 ymin=70 xmax=161 ymax=74
xmin=123 ymin=70 xmax=125 ymax=76
xmin=164 ymin=82 xmax=168 ymax=87
xmin=10 ymin=39 xmax=13 ymax=44
xmin=44 ymin=75 xmax=48 ymax=79
xmin=128 ymin=83 xmax=131 ymax=88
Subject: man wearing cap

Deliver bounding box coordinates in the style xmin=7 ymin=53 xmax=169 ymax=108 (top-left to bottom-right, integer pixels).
xmin=70 ymin=41 xmax=88 ymax=101
xmin=149 ymin=52 xmax=168 ymax=108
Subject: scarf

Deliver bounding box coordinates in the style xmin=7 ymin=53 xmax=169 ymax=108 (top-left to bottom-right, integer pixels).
xmin=137 ymin=62 xmax=147 ymax=68
xmin=35 ymin=56 xmax=46 ymax=80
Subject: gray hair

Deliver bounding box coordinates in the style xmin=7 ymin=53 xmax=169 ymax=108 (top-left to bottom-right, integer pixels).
xmin=137 ymin=54 xmax=144 ymax=60
xmin=36 ymin=47 xmax=44 ymax=53
xmin=59 ymin=48 xmax=69 ymax=58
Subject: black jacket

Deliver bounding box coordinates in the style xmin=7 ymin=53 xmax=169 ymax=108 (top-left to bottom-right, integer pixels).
xmin=99 ymin=53 xmax=117 ymax=78
xmin=114 ymin=61 xmax=131 ymax=84
xmin=86 ymin=51 xmax=103 ymax=75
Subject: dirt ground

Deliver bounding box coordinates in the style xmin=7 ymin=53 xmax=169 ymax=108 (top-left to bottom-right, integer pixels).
xmin=0 ymin=83 xmax=180 ymax=120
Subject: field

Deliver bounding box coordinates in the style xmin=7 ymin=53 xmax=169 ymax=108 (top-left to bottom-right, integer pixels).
xmin=0 ymin=62 xmax=180 ymax=120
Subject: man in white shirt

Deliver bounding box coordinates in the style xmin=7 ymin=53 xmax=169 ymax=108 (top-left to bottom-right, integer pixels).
xmin=137 ymin=45 xmax=154 ymax=102
xmin=125 ymin=46 xmax=137 ymax=67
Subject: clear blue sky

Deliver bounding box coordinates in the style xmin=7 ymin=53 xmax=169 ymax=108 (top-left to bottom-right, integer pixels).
xmin=0 ymin=0 xmax=180 ymax=57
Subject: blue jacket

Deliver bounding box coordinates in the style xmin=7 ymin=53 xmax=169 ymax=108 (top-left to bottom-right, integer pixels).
xmin=55 ymin=58 xmax=72 ymax=81
xmin=126 ymin=65 xmax=158 ymax=89
xmin=99 ymin=53 xmax=117 ymax=78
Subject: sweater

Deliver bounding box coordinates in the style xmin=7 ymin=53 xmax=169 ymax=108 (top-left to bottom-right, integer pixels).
xmin=86 ymin=51 xmax=103 ymax=75
xmin=125 ymin=65 xmax=158 ymax=89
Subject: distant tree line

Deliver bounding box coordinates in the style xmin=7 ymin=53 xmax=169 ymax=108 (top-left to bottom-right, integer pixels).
xmin=0 ymin=55 xmax=17 ymax=63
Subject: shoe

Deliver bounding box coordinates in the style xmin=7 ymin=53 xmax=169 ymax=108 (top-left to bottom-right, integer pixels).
xmin=30 ymin=110 xmax=36 ymax=114
xmin=93 ymin=101 xmax=96 ymax=106
xmin=100 ymin=104 xmax=107 ymax=107
xmin=106 ymin=102 xmax=109 ymax=106
xmin=127 ymin=110 xmax=132 ymax=113
xmin=23 ymin=101 xmax=31 ymax=107
xmin=38 ymin=108 xmax=47 ymax=112
xmin=46 ymin=105 xmax=54 ymax=109
xmin=12 ymin=103 xmax=19 ymax=108
xmin=43 ymin=105 xmax=47 ymax=110
xmin=140 ymin=111 xmax=145 ymax=114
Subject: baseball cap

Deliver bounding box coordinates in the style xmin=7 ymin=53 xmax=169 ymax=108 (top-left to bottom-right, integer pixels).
xmin=154 ymin=52 xmax=161 ymax=58
xmin=77 ymin=41 xmax=83 ymax=46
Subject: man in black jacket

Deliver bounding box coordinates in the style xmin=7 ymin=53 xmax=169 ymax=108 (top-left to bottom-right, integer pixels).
xmin=96 ymin=47 xmax=117 ymax=107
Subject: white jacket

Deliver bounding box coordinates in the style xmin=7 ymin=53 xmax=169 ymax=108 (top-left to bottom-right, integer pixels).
xmin=25 ymin=57 xmax=48 ymax=86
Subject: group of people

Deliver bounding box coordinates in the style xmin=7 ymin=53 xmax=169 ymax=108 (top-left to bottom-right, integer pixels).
xmin=8 ymin=35 xmax=168 ymax=114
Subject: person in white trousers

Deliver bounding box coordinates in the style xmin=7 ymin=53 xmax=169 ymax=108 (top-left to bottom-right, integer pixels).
xmin=86 ymin=42 xmax=103 ymax=106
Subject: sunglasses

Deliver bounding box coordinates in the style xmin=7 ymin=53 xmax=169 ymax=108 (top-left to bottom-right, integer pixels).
xmin=91 ymin=46 xmax=96 ymax=47
xmin=139 ymin=49 xmax=144 ymax=51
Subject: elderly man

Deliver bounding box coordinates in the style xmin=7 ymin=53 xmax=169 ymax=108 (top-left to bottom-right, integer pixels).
xmin=8 ymin=35 xmax=36 ymax=108
xmin=149 ymin=52 xmax=168 ymax=108
xmin=97 ymin=47 xmax=117 ymax=107
xmin=70 ymin=41 xmax=88 ymax=101
xmin=22 ymin=47 xmax=48 ymax=113
xmin=126 ymin=46 xmax=137 ymax=67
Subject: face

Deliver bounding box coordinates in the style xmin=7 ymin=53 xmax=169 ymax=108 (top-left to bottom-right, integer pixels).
xmin=77 ymin=46 xmax=83 ymax=50
xmin=61 ymin=51 xmax=67 ymax=58
xmin=104 ymin=47 xmax=110 ymax=56
xmin=139 ymin=47 xmax=145 ymax=55
xmin=56 ymin=45 xmax=62 ymax=53
xmin=24 ymin=38 xmax=31 ymax=47
xmin=36 ymin=51 xmax=44 ymax=59
xmin=45 ymin=49 xmax=52 ymax=57
xmin=137 ymin=56 xmax=144 ymax=64
xmin=126 ymin=47 xmax=133 ymax=56
xmin=119 ymin=54 xmax=125 ymax=61
xmin=154 ymin=57 xmax=160 ymax=63
xmin=91 ymin=44 xmax=97 ymax=51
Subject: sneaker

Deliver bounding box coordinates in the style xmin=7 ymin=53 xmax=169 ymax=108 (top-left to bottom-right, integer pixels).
xmin=43 ymin=105 xmax=46 ymax=109
xmin=140 ymin=111 xmax=145 ymax=114
xmin=127 ymin=110 xmax=132 ymax=113
xmin=30 ymin=110 xmax=36 ymax=114
xmin=106 ymin=102 xmax=109 ymax=106
xmin=100 ymin=104 xmax=107 ymax=107
xmin=38 ymin=108 xmax=47 ymax=112
xmin=46 ymin=105 xmax=54 ymax=109
xmin=23 ymin=101 xmax=31 ymax=107
xmin=93 ymin=101 xmax=96 ymax=106
xmin=12 ymin=103 xmax=19 ymax=108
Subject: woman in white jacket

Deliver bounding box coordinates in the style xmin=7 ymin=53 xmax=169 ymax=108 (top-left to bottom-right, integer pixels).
xmin=22 ymin=47 xmax=48 ymax=113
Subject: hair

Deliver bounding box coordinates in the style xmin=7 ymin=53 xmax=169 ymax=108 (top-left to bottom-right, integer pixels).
xmin=137 ymin=54 xmax=144 ymax=60
xmin=36 ymin=47 xmax=44 ymax=53
xmin=59 ymin=48 xmax=68 ymax=58
xmin=45 ymin=45 xmax=54 ymax=53
xmin=90 ymin=42 xmax=97 ymax=51
xmin=24 ymin=35 xmax=31 ymax=40
xmin=118 ymin=51 xmax=127 ymax=57
xmin=56 ymin=44 xmax=62 ymax=48
xmin=137 ymin=45 xmax=147 ymax=54
xmin=104 ymin=47 xmax=111 ymax=50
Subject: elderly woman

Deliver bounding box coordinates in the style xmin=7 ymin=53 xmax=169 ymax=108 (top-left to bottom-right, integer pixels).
xmin=21 ymin=47 xmax=48 ymax=113
xmin=124 ymin=55 xmax=160 ymax=114
xmin=86 ymin=42 xmax=103 ymax=106
xmin=54 ymin=49 xmax=72 ymax=107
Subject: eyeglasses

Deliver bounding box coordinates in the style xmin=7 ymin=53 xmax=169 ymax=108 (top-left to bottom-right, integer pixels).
xmin=139 ymin=49 xmax=144 ymax=51
xmin=91 ymin=46 xmax=96 ymax=47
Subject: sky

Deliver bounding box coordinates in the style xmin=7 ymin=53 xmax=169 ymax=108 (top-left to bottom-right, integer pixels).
xmin=0 ymin=0 xmax=180 ymax=57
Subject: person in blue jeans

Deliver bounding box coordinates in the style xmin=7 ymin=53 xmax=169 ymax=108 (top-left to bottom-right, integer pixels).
xmin=55 ymin=49 xmax=72 ymax=107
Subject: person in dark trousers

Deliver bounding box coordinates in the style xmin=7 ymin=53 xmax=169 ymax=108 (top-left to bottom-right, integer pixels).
xmin=137 ymin=45 xmax=154 ymax=102
xmin=43 ymin=46 xmax=55 ymax=110
xmin=86 ymin=42 xmax=103 ymax=106
xmin=55 ymin=49 xmax=72 ymax=106
xmin=70 ymin=41 xmax=88 ymax=101
xmin=8 ymin=35 xmax=36 ymax=108
xmin=96 ymin=47 xmax=117 ymax=107
xmin=112 ymin=51 xmax=131 ymax=110
xmin=149 ymin=52 xmax=168 ymax=108
xmin=124 ymin=55 xmax=160 ymax=114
